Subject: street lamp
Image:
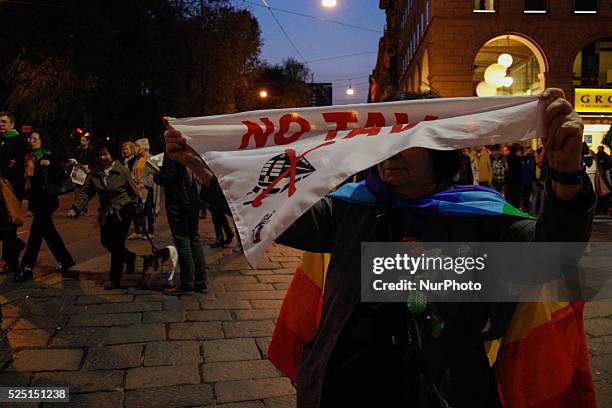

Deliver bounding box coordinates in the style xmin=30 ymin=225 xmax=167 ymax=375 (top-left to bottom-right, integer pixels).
xmin=346 ymin=85 xmax=354 ymax=96
xmin=259 ymin=90 xmax=268 ymax=99
xmin=322 ymin=0 xmax=337 ymax=8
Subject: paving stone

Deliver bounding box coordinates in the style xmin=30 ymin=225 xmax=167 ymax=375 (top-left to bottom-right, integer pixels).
xmin=7 ymin=329 xmax=51 ymax=348
xmin=251 ymin=300 xmax=283 ymax=309
xmin=234 ymin=309 xmax=279 ymax=320
xmin=42 ymin=391 xmax=124 ymax=408
xmin=125 ymin=384 xmax=213 ymax=408
xmin=12 ymin=316 xmax=69 ymax=329
xmin=270 ymin=268 xmax=294 ymax=275
xmin=68 ymin=313 xmax=142 ymax=327
xmin=0 ymin=372 xmax=32 ymax=387
xmin=256 ymin=337 xmax=272 ymax=359
xmin=273 ymin=283 xmax=290 ymax=290
xmin=85 ymin=344 xmax=143 ymax=370
xmin=163 ymin=298 xmax=184 ymax=311
xmin=50 ymin=327 xmax=109 ymax=347
xmin=215 ymin=378 xmax=295 ymax=403
xmin=142 ymin=309 xmax=185 ymax=323
xmin=32 ymin=370 xmax=124 ymax=393
xmin=212 ymin=276 xmax=258 ymax=284
xmin=225 ymin=283 xmax=275 ymax=292
xmin=76 ymin=294 xmax=134 ymax=304
xmin=168 ymin=322 xmax=224 ymax=340
xmin=200 ymin=299 xmax=251 ymax=310
xmin=105 ymin=323 xmax=166 ymax=345
xmin=268 ymin=256 xmax=300 ymax=263
xmin=9 ymin=349 xmax=83 ymax=371
xmin=217 ymin=291 xmax=286 ymax=301
xmin=144 ymin=341 xmax=200 ymax=366
xmin=223 ymin=320 xmax=275 ymax=338
xmin=241 ymin=269 xmax=274 ymax=276
xmin=591 ymin=353 xmax=612 ymax=374
xmin=203 ymin=360 xmax=280 ymax=382
xmin=125 ymin=365 xmax=200 ymax=389
xmin=1 ymin=317 xmax=15 ymax=330
xmin=135 ymin=294 xmax=168 ymax=302
xmin=588 ymin=335 xmax=612 ymax=356
xmin=180 ymin=296 xmax=201 ymax=310
xmin=202 ymin=338 xmax=261 ymax=362
xmin=256 ymin=275 xmax=292 ymax=284
xmin=84 ymin=302 xmax=162 ymax=314
xmin=219 ymin=402 xmax=265 ymax=408
xmin=220 ymin=263 xmax=251 ymax=271
xmin=255 ymin=262 xmax=283 ymax=270
xmin=585 ymin=302 xmax=612 ymax=318
xmin=585 ymin=318 xmax=612 ymax=337
xmin=264 ymin=395 xmax=297 ymax=408
xmin=185 ymin=310 xmax=233 ymax=321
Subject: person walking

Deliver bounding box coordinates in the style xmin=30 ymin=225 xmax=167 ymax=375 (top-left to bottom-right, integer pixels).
xmin=121 ymin=141 xmax=137 ymax=169
xmin=505 ymin=143 xmax=523 ymax=209
xmin=520 ymin=147 xmax=536 ymax=212
xmin=0 ymin=111 xmax=27 ymax=275
xmin=472 ymin=146 xmax=493 ymax=187
xmin=68 ymin=140 xmax=138 ymax=290
xmin=154 ymin=155 xmax=207 ymax=294
xmin=14 ymin=131 xmax=75 ymax=282
xmin=490 ymin=145 xmax=507 ymax=194
xmin=128 ymin=138 xmax=157 ymax=239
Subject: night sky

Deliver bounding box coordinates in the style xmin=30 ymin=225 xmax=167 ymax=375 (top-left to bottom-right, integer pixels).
xmin=231 ymin=0 xmax=386 ymax=105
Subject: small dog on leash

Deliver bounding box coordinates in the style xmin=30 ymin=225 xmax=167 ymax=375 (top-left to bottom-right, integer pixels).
xmin=142 ymin=245 xmax=179 ymax=282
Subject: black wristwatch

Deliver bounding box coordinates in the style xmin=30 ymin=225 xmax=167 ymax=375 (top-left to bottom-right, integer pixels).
xmin=547 ymin=165 xmax=585 ymax=186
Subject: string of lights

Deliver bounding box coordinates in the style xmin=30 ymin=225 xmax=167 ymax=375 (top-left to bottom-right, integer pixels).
xmin=238 ymin=0 xmax=381 ymax=34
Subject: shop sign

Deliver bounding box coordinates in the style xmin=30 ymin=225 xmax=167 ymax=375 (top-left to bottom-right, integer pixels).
xmin=575 ymin=88 xmax=612 ymax=113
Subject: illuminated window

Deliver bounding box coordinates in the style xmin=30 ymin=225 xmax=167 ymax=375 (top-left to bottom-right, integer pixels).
xmin=474 ymin=0 xmax=495 ymax=12
xmin=524 ymin=0 xmax=546 ymax=13
xmin=575 ymin=0 xmax=597 ymax=13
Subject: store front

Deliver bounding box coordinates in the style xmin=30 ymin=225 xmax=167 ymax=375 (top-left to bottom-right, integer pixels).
xmin=573 ymin=38 xmax=612 ymax=152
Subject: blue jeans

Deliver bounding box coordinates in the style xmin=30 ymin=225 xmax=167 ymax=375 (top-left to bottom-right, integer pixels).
xmin=531 ymin=182 xmax=544 ymax=215
xmin=167 ymin=208 xmax=206 ymax=289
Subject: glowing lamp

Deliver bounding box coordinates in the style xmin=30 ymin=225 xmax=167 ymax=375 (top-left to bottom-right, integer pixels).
xmin=322 ymin=0 xmax=337 ymax=7
xmin=484 ymin=63 xmax=507 ymax=87
xmin=502 ymin=76 xmax=514 ymax=87
xmin=346 ymin=85 xmax=354 ymax=95
xmin=476 ymin=81 xmax=497 ymax=97
xmin=498 ymin=53 xmax=513 ymax=68
xmin=259 ymin=90 xmax=268 ymax=99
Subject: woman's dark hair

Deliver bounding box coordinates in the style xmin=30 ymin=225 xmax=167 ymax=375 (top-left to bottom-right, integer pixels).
xmin=29 ymin=129 xmax=49 ymax=149
xmin=510 ymin=143 xmax=523 ymax=156
xmin=95 ymin=139 xmax=119 ymax=160
xmin=382 ymin=91 xmax=461 ymax=184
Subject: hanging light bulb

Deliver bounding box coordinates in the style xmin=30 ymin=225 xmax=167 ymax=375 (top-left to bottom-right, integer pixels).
xmin=484 ymin=63 xmax=507 ymax=87
xmin=322 ymin=0 xmax=337 ymax=8
xmin=259 ymin=90 xmax=268 ymax=99
xmin=476 ymin=81 xmax=497 ymax=97
xmin=502 ymin=76 xmax=514 ymax=87
xmin=346 ymin=84 xmax=354 ymax=96
xmin=498 ymin=53 xmax=513 ymax=68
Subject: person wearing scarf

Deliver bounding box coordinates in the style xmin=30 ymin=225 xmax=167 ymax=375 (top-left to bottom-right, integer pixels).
xmin=163 ymin=89 xmax=595 ymax=408
xmin=14 ymin=131 xmax=75 ymax=282
xmin=0 ymin=112 xmax=27 ymax=276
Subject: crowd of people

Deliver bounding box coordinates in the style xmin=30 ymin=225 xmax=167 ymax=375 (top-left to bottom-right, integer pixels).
xmin=0 ymin=111 xmax=241 ymax=292
xmin=458 ymin=141 xmax=612 ymax=216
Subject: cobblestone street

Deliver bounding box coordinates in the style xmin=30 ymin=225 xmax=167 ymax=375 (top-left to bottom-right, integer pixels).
xmin=0 ymin=197 xmax=610 ymax=407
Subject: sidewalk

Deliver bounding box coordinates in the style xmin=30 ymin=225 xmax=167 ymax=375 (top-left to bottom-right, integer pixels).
xmin=0 ymin=198 xmax=610 ymax=407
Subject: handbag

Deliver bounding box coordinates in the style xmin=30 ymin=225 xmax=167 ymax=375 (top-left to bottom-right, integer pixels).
xmin=0 ymin=178 xmax=25 ymax=226
xmin=595 ymin=167 xmax=611 ymax=197
xmin=42 ymin=167 xmax=75 ymax=196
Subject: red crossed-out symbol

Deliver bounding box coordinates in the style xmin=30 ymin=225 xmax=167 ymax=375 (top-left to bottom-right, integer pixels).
xmin=251 ymin=140 xmax=336 ymax=208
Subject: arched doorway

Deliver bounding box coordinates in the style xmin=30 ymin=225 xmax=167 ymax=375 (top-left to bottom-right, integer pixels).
xmin=473 ymin=34 xmax=547 ymax=97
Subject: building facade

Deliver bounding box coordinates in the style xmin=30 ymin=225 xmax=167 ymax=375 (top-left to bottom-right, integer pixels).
xmin=370 ymin=0 xmax=612 ymax=147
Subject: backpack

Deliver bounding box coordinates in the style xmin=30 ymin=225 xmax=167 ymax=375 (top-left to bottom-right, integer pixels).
xmin=492 ymin=157 xmax=506 ymax=182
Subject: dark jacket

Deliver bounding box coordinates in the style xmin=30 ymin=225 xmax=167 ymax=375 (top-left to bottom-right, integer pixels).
xmin=73 ymin=146 xmax=97 ymax=168
xmin=205 ymin=175 xmax=595 ymax=407
xmin=154 ymin=155 xmax=201 ymax=232
xmin=26 ymin=154 xmax=66 ymax=213
xmin=73 ymin=162 xmax=139 ymax=225
xmin=0 ymin=131 xmax=27 ymax=199
xmin=281 ymin=180 xmax=594 ymax=408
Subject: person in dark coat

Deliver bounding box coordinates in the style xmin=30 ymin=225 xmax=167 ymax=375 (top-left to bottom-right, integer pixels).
xmin=69 ymin=140 xmax=139 ymax=290
xmin=0 ymin=112 xmax=27 ymax=275
xmin=163 ymin=89 xmax=593 ymax=408
xmin=154 ymin=155 xmax=207 ymax=294
xmin=14 ymin=131 xmax=75 ymax=282
xmin=505 ymin=143 xmax=523 ymax=208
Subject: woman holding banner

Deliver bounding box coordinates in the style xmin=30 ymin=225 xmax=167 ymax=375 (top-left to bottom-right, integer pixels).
xmin=163 ymin=89 xmax=596 ymax=408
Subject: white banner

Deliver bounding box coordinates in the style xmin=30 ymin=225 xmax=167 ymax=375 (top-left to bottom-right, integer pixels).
xmin=171 ymin=96 xmax=543 ymax=266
